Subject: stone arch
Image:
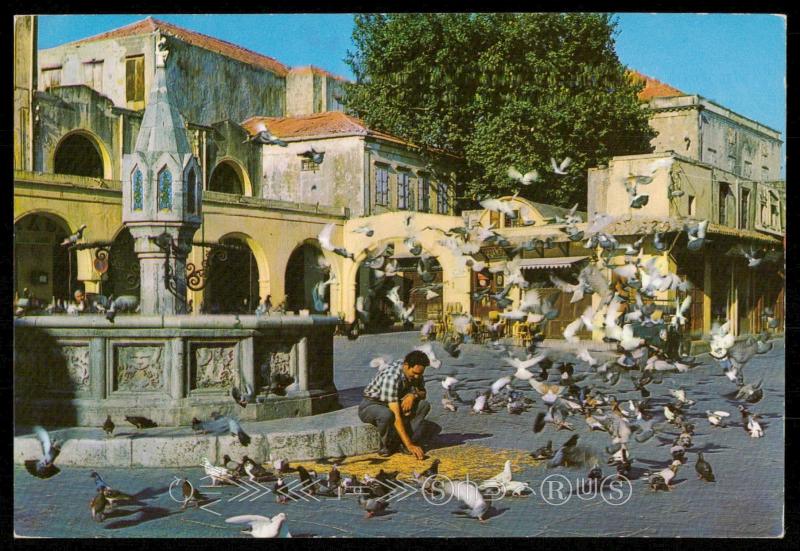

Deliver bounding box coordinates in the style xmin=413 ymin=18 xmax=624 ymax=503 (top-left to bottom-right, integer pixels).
xmin=203 ymin=231 xmax=269 ymax=314
xmin=208 ymin=157 xmax=252 ymax=197
xmin=101 ymin=226 xmax=140 ymax=299
xmin=348 ymin=236 xmax=448 ymax=329
xmin=52 ymin=129 xmax=112 ymax=179
xmin=14 ymin=211 xmax=80 ymax=302
xmin=284 ymin=239 xmax=334 ymax=313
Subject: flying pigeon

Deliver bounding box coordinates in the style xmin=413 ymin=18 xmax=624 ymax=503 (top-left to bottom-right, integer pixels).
xmin=244 ymin=121 xmax=287 ymax=146
xmin=24 ymin=426 xmax=61 ymax=479
xmin=226 ymin=513 xmax=288 ymax=538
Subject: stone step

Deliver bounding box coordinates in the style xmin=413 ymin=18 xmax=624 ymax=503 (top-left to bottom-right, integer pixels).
xmin=14 ymin=406 xmax=380 ymax=468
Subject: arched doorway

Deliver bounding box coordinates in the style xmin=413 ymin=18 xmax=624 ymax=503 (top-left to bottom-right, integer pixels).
xmin=204 ymin=237 xmax=259 ymax=314
xmin=208 ymin=161 xmax=244 ymax=195
xmin=285 ymin=243 xmax=328 ymax=313
xmin=101 ymin=227 xmax=140 ymax=299
xmin=14 ymin=213 xmax=79 ymax=303
xmin=354 ymin=242 xmax=444 ymax=332
xmin=53 ymin=133 xmax=104 ymax=178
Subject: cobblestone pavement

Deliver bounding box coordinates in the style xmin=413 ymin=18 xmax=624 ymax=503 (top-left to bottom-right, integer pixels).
xmin=14 ymin=333 xmax=784 ymax=538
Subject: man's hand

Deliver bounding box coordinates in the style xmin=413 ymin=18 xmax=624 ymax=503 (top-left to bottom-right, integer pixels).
xmin=407 ymin=443 xmax=425 ymax=460
xmin=400 ymin=393 xmax=416 ymax=415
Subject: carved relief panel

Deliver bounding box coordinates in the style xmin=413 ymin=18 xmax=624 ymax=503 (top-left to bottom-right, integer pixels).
xmin=189 ymin=342 xmax=240 ymax=392
xmin=113 ymin=344 xmax=165 ymax=392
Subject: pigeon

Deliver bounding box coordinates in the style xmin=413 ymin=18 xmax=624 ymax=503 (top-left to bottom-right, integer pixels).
xmin=648 ymin=461 xmax=681 ymax=491
xmin=415 ymin=342 xmax=442 ymax=369
xmin=244 ymin=120 xmax=288 ymax=146
xmin=685 ymin=219 xmax=709 ymax=251
xmin=738 ymin=405 xmax=763 ymax=438
xmin=706 ymin=410 xmax=730 ymax=427
xmin=318 ymin=223 xmax=355 ymax=261
xmin=359 ymin=495 xmax=389 ymax=518
xmin=61 ymin=224 xmax=87 ymax=247
xmin=548 ymin=435 xmax=579 ymax=468
xmin=532 ymin=411 xmax=547 ymax=434
xmin=125 ymin=415 xmax=157 ymax=429
xmin=90 ymin=472 xmax=134 ymax=510
xmin=274 ymin=478 xmax=292 ymax=503
xmin=24 ymin=426 xmax=61 ymax=479
xmin=530 ymin=440 xmax=553 ymax=460
xmin=103 ymin=415 xmax=115 ymax=437
xmin=472 ymin=392 xmax=490 ymax=414
xmin=203 ymin=457 xmax=237 ymax=486
xmin=490 ymin=376 xmax=512 ymax=396
xmin=551 ymin=157 xmax=572 ymax=175
xmin=90 ymin=489 xmax=107 ymax=521
xmin=480 ymin=198 xmax=516 ymax=217
xmin=695 ymin=453 xmax=715 ymax=482
xmin=352 ymin=224 xmax=375 ymax=237
xmin=223 ymin=454 xmax=247 ymax=477
xmin=270 ymin=372 xmax=295 ymax=396
xmin=179 ymin=478 xmax=205 ymax=509
xmin=197 ymin=416 xmax=251 ymax=446
xmin=226 ymin=513 xmax=288 ymax=538
xmin=231 ymin=383 xmax=254 ymax=408
xmin=508 ymin=166 xmax=539 ymax=185
xmin=440 ymin=479 xmax=490 ymax=521
xmin=243 ymin=457 xmax=275 ymax=483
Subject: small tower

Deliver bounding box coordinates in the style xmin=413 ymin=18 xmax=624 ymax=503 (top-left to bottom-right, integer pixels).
xmin=121 ymin=31 xmax=202 ymax=315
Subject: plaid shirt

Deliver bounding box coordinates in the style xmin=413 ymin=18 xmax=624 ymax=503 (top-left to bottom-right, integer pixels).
xmin=363 ymin=360 xmax=424 ymax=404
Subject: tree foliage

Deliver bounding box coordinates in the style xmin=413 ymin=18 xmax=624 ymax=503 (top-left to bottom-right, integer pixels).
xmin=344 ymin=13 xmax=656 ymax=210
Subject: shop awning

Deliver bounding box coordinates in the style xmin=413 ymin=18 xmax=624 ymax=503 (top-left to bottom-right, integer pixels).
xmin=517 ymin=256 xmax=588 ymax=271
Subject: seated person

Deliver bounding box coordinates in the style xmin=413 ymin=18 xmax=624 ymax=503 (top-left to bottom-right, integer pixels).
xmin=358 ymin=350 xmax=431 ymax=460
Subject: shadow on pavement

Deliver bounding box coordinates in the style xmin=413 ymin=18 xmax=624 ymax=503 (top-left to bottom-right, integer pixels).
xmin=103 ymin=506 xmax=177 ymax=530
xmin=337 ymin=386 xmax=366 ymax=408
xmin=426 ymin=430 xmax=493 ymax=451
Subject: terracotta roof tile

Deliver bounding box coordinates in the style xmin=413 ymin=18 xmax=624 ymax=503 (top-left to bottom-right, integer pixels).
xmin=627 ymin=70 xmax=685 ymax=101
xmin=69 ymin=16 xmax=290 ymax=76
xmin=241 ymin=111 xmax=414 ymax=146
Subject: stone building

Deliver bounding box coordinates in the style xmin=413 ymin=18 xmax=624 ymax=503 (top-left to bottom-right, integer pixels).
xmin=13 ymin=16 xmax=784 ymax=341
xmin=14 ymin=16 xmax=458 ymax=319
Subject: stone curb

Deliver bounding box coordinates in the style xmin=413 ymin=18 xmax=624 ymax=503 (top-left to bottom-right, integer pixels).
xmin=14 ymin=406 xmax=380 ymax=468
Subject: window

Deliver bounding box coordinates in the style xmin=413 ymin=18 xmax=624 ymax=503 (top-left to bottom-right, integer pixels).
xmin=375 ymin=165 xmax=389 ymax=206
xmin=706 ymin=148 xmax=717 ymax=165
xmin=718 ymin=183 xmax=732 ymax=226
xmin=688 ymin=195 xmax=696 ymax=216
xmin=436 ymin=182 xmax=449 ymax=214
xmin=418 ymin=175 xmax=430 ymax=212
xmin=397 ymin=171 xmax=410 ymax=210
xmin=740 ymin=188 xmax=750 ymax=230
xmin=762 ymin=166 xmax=770 ymax=181
xmin=504 ymin=210 xmax=521 ymax=228
xmin=743 ymin=160 xmax=752 ymax=179
xmin=157 ymin=168 xmax=172 ymax=211
xmin=83 ymin=59 xmax=103 ymax=93
xmin=760 ymin=196 xmax=768 ymax=226
xmin=41 ymin=67 xmax=61 ymax=90
xmin=187 ymin=170 xmax=197 ymax=214
xmin=301 ymin=159 xmax=320 ymax=172
xmin=727 ymin=156 xmax=737 ymax=173
xmin=125 ymin=55 xmax=145 ymax=106
xmin=132 ymin=168 xmax=143 ymax=211
xmin=770 ymin=204 xmax=779 ymax=229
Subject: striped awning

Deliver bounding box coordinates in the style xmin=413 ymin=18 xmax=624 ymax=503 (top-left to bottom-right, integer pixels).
xmin=517 ymin=256 xmax=588 ymax=271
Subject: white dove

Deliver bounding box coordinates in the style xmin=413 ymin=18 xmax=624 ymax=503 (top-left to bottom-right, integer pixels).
xmin=563 ymin=316 xmax=583 ymax=343
xmin=369 ymin=356 xmax=393 ymax=370
xmin=505 ymin=352 xmax=548 ymax=380
xmin=508 ymin=166 xmax=539 ymax=185
xmin=202 ymin=457 xmax=236 ymax=486
xmin=480 ymin=198 xmax=516 ymax=217
xmin=441 ymin=376 xmax=459 ymax=391
xmin=226 ymin=513 xmax=288 ymax=538
xmin=415 ymin=342 xmax=442 ymax=369
xmin=529 ymin=379 xmax=564 ymax=405
xmin=706 ymin=410 xmax=730 ymax=427
xmin=671 ymin=296 xmax=692 ymax=328
xmin=491 ymin=376 xmax=512 ymax=395
xmin=551 ymin=157 xmax=572 ymax=175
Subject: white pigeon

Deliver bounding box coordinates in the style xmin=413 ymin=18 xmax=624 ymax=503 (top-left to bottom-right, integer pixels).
xmin=369 ymin=356 xmax=393 ymax=370
xmin=613 ymin=263 xmax=639 ymax=280
xmin=472 ymin=393 xmax=488 ymax=414
xmin=563 ymin=316 xmax=583 ymax=343
xmin=576 ymin=348 xmax=597 ymax=367
xmin=415 ymin=342 xmax=442 ymax=369
xmin=671 ymin=296 xmax=692 ymax=329
xmin=505 ymin=352 xmax=548 ymax=380
xmin=441 ymin=376 xmax=459 ymax=391
xmin=480 ymin=198 xmax=516 ymax=217
xmin=529 ymin=379 xmax=564 ymax=405
xmin=226 ymin=513 xmax=288 ymax=538
xmin=551 ymin=157 xmax=572 ymax=175
xmin=619 ymin=324 xmax=643 ymax=351
xmin=706 ymin=410 xmax=730 ymax=427
xmin=420 ymin=320 xmax=435 ymax=338
xmin=202 ymin=457 xmax=235 ymax=486
xmin=352 ymin=224 xmax=374 ymax=237
xmin=508 ymin=166 xmax=539 ymax=186
xmin=439 ymin=480 xmax=490 ymax=520
xmin=478 ymin=460 xmax=529 ymax=495
xmin=425 ymin=289 xmax=440 ymax=300
xmin=452 ymin=314 xmax=472 ymax=335
xmin=647 ymin=157 xmax=674 ymax=174
xmin=490 ymin=376 xmax=512 ymax=395
xmin=747 ymin=416 xmax=764 ymax=438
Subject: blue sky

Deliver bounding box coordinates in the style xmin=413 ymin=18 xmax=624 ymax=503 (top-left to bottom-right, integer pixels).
xmin=37 ymin=13 xmax=786 ymax=160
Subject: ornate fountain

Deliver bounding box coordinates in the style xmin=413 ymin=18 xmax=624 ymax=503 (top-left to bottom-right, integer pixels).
xmin=14 ymin=34 xmax=340 ymax=426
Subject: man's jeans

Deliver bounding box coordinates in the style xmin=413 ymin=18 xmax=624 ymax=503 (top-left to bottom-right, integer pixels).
xmin=358 ymin=397 xmax=431 ymax=450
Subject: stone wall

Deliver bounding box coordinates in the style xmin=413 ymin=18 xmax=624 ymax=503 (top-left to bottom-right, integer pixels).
xmin=14 ymin=314 xmax=340 ymax=427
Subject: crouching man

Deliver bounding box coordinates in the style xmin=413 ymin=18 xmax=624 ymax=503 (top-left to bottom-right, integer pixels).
xmin=358 ymin=350 xmax=431 ymax=460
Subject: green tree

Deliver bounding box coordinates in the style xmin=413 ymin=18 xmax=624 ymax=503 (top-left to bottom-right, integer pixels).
xmin=344 ymin=13 xmax=656 ymax=210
